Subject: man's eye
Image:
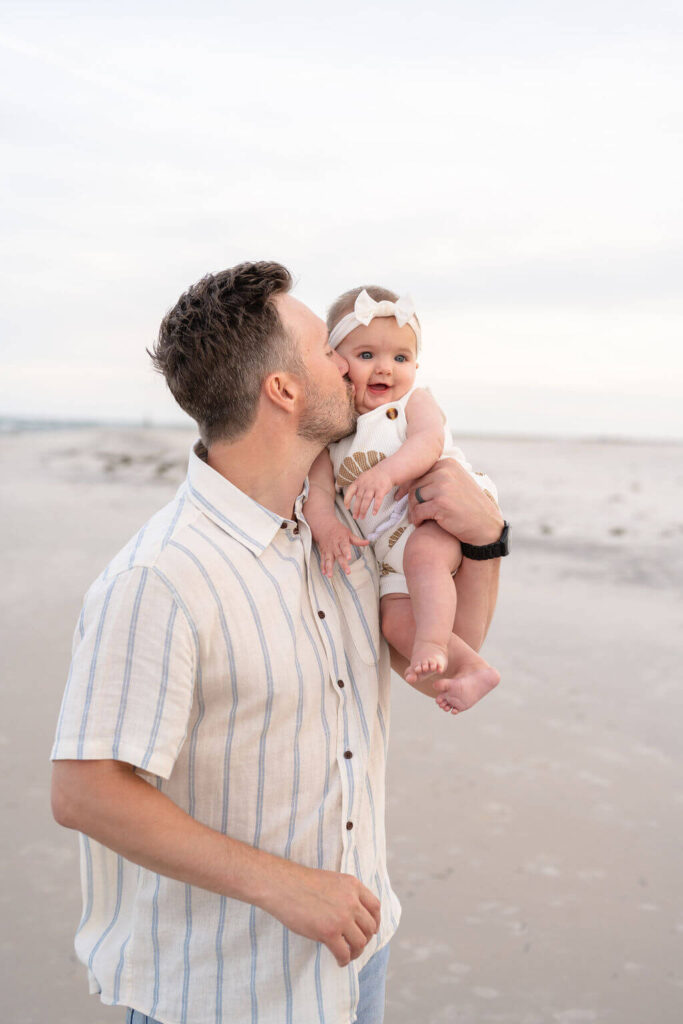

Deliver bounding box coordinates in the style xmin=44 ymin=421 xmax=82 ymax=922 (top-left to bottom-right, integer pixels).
xmin=360 ymin=351 xmax=373 ymax=360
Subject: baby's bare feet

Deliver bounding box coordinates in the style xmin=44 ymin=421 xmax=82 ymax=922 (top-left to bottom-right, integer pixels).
xmin=404 ymin=640 xmax=449 ymax=685
xmin=433 ymin=662 xmax=500 ymax=715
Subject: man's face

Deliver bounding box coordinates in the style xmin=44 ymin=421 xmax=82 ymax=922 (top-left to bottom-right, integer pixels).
xmin=275 ymin=293 xmax=356 ymax=445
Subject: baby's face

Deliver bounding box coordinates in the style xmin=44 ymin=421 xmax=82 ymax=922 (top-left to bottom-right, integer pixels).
xmin=335 ymin=317 xmax=418 ymax=415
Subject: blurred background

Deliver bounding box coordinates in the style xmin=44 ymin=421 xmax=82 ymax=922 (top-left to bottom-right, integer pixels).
xmin=2 ymin=0 xmax=682 ymax=439
xmin=1 ymin=2 xmax=682 ymax=1022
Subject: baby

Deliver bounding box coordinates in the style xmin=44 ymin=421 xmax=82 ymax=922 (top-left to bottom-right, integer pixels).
xmin=304 ymin=286 xmax=501 ymax=714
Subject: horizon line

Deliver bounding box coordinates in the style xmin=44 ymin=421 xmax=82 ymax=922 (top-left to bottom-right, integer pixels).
xmin=2 ymin=414 xmax=682 ymax=448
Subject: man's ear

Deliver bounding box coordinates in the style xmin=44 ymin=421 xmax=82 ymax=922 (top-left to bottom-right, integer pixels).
xmin=262 ymin=370 xmax=302 ymax=414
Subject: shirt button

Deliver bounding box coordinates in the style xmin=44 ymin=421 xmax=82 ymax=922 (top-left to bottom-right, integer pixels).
xmin=344 ymin=750 xmax=353 ymax=759
xmin=386 ymin=407 xmax=398 ymax=419
xmin=293 ymin=526 xmax=299 ymax=534
xmin=346 ymin=821 xmax=354 ymax=830
xmin=318 ymin=610 xmax=325 ymax=619
xmin=337 ymin=679 xmax=344 ymax=688
xmin=280 ymin=521 xmax=288 ymax=529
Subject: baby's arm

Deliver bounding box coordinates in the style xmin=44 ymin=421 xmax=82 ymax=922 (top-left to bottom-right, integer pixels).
xmin=345 ymin=389 xmax=446 ymax=519
xmin=305 ymin=449 xmax=370 ymax=577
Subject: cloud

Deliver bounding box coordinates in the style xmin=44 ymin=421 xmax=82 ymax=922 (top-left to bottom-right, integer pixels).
xmin=1 ymin=3 xmax=682 ymax=435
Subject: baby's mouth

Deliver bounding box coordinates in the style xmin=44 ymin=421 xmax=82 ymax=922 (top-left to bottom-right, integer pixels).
xmin=368 ymin=383 xmax=389 ymax=394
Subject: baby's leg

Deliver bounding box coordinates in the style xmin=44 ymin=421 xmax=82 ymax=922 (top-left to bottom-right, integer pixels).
xmin=381 ymin=593 xmax=500 ymax=714
xmin=402 ymin=521 xmax=462 ymax=683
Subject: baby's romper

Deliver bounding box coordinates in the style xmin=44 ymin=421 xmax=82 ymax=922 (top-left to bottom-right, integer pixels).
xmin=329 ymin=384 xmax=498 ymax=598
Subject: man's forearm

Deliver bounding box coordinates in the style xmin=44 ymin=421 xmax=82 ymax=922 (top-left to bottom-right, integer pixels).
xmin=401 ymin=458 xmax=504 ymax=651
xmin=52 ymin=759 xmax=281 ymax=906
xmin=452 ymin=556 xmax=500 ymax=651
xmin=51 ymin=758 xmax=382 ymax=967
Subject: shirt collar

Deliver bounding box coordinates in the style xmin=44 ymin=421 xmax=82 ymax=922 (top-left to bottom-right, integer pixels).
xmin=186 ymin=441 xmax=307 ymax=557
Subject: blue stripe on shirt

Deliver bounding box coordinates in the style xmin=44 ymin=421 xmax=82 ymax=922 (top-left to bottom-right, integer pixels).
xmin=178 ymin=529 xmax=276 ymax=1024
xmin=162 ymin=493 xmax=186 ymax=549
xmin=252 ymin=556 xmax=306 ymax=1024
xmin=187 ymin=480 xmax=267 ymax=551
xmin=77 ymin=578 xmax=117 ymax=758
xmin=149 ymin=567 xmax=202 ymax=1023
xmin=150 ymin=869 xmax=162 ymax=1019
xmin=75 ymin=834 xmax=94 ymax=936
xmin=128 ymin=522 xmax=148 ymax=570
xmin=141 ymin=601 xmax=178 ymax=771
xmin=173 ymin=527 xmax=241 ymax=1024
xmin=87 ymin=855 xmax=124 ymax=973
xmin=113 ymin=568 xmax=149 ymax=759
xmin=181 ymin=883 xmax=193 ymax=1024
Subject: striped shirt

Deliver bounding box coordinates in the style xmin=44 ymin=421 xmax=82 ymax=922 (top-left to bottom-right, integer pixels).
xmin=51 ymin=442 xmax=400 ymax=1024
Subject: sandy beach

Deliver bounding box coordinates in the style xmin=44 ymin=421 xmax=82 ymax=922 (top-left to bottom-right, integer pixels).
xmin=1 ymin=426 xmax=682 ymax=1024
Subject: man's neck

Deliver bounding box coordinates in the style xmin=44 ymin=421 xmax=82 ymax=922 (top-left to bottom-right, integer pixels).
xmin=206 ymin=426 xmax=320 ymax=521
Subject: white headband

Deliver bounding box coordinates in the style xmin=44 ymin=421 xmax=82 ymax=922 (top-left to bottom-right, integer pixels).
xmin=328 ymin=289 xmax=421 ymax=352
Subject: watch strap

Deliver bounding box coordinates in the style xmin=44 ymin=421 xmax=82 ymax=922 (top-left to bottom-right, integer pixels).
xmin=461 ymin=521 xmax=510 ymax=560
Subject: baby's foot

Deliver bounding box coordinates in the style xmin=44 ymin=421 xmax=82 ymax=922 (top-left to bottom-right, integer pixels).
xmin=404 ymin=640 xmax=449 ymax=686
xmin=434 ymin=662 xmax=501 ymax=715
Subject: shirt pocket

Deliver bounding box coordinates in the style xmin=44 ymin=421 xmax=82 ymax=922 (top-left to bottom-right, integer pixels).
xmin=332 ymin=552 xmax=381 ymax=666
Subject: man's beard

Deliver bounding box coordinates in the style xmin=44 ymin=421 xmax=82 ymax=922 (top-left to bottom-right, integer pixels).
xmin=297 ymin=376 xmax=357 ymax=446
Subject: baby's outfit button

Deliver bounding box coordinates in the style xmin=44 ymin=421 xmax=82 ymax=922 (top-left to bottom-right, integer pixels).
xmin=386 ymin=407 xmax=398 ymax=420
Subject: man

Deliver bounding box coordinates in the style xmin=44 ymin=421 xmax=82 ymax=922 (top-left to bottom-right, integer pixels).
xmin=51 ymin=262 xmax=505 ymax=1024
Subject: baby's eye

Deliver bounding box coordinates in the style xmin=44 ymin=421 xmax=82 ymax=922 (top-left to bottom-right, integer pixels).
xmin=395 ymin=354 xmax=407 ymax=363
xmin=359 ymin=351 xmax=373 ymax=360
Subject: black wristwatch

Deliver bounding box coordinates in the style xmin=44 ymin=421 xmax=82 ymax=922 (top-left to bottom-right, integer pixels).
xmin=461 ymin=520 xmax=510 ymax=561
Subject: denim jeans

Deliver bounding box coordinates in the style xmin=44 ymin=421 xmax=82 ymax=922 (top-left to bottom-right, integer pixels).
xmin=125 ymin=941 xmax=390 ymax=1024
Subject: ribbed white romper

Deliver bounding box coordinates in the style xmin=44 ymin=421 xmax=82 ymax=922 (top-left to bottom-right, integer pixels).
xmin=329 ymin=384 xmax=498 ymax=597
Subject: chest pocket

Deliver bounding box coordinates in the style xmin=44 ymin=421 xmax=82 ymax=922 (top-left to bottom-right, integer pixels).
xmin=331 ymin=552 xmax=381 ymax=666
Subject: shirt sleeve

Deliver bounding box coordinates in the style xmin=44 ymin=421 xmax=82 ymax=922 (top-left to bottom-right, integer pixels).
xmin=51 ymin=565 xmax=197 ymax=779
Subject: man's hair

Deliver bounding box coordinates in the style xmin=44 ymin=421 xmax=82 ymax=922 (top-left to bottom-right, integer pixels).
xmin=149 ymin=261 xmax=299 ymax=445
xmin=326 ymin=285 xmax=399 ymax=333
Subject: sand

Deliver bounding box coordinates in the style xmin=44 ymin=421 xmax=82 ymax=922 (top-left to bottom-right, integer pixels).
xmin=1 ymin=426 xmax=682 ymax=1024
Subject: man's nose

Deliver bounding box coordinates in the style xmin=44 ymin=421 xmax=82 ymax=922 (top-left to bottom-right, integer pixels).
xmin=333 ymin=350 xmax=349 ymax=375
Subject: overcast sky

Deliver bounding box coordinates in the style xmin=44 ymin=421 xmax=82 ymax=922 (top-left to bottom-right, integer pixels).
xmin=1 ymin=0 xmax=682 ymax=438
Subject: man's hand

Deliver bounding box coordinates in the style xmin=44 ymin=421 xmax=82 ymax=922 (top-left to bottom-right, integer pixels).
xmin=396 ymin=458 xmax=503 ymax=545
xmin=345 ymin=462 xmax=395 ymax=520
xmin=262 ymin=862 xmax=381 ymax=967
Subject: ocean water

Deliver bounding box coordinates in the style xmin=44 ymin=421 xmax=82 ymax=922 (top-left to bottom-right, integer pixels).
xmin=3 ymin=383 xmax=682 ymax=444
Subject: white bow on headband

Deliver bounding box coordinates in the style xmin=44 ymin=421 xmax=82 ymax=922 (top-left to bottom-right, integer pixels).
xmin=328 ymin=288 xmax=421 ymax=351
xmin=354 ymin=290 xmax=416 ymax=328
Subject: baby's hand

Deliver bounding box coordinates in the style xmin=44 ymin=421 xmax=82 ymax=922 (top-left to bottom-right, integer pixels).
xmin=345 ymin=463 xmax=395 ymax=520
xmin=315 ymin=517 xmax=370 ymax=577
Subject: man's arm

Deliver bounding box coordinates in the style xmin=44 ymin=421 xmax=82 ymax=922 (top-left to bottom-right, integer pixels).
xmin=386 ymin=552 xmax=499 ymax=688
xmin=395 ymin=457 xmax=504 ymax=653
xmin=51 ymin=758 xmax=380 ymax=967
